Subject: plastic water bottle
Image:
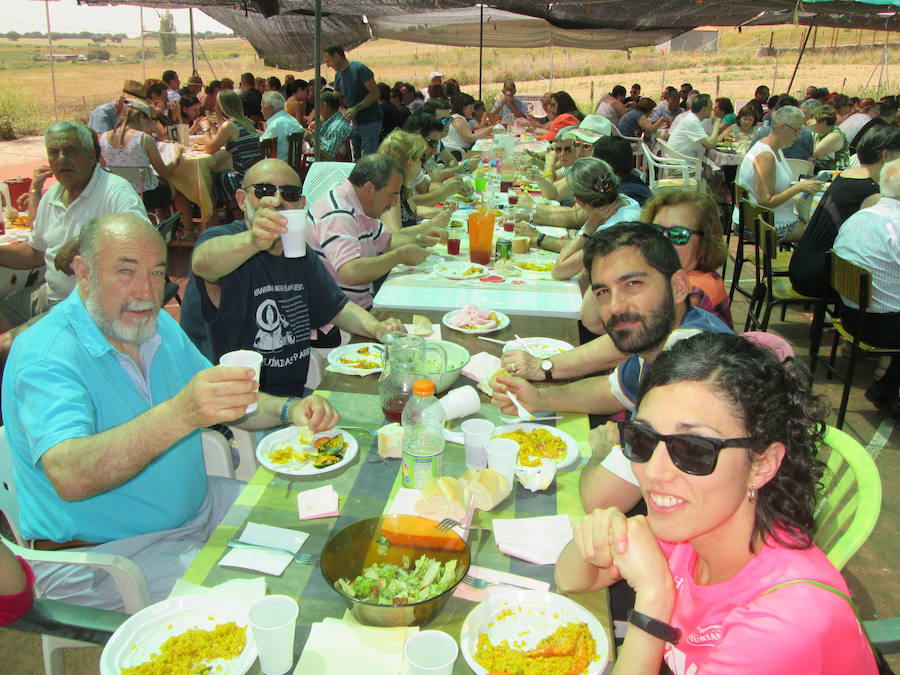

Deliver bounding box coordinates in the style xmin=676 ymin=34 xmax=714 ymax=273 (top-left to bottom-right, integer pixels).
xmin=400 ymin=379 xmax=446 ymax=488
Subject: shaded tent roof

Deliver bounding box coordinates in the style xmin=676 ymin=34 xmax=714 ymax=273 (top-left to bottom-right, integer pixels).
xmin=75 ymin=0 xmax=900 ymax=69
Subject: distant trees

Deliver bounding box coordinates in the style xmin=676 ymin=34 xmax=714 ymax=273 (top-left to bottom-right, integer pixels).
xmin=6 ymin=31 xmax=20 ymax=41
xmin=159 ymin=11 xmax=177 ymax=56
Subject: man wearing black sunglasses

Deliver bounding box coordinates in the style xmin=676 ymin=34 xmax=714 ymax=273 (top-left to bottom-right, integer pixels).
xmin=181 ymin=159 xmax=403 ymax=397
xmin=492 ymin=222 xmax=731 ymax=511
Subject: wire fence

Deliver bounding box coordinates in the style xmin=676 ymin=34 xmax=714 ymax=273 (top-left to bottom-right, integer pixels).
xmin=0 ymin=92 xmax=110 ymax=140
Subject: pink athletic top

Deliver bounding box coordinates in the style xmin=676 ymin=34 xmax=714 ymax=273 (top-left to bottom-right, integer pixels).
xmin=660 ymin=535 xmax=877 ymax=674
xmin=0 ymin=557 xmax=34 ymax=626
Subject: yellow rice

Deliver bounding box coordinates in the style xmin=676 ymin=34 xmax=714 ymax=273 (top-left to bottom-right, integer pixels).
xmin=475 ymin=621 xmax=597 ymax=675
xmin=121 ymin=621 xmax=246 ymax=674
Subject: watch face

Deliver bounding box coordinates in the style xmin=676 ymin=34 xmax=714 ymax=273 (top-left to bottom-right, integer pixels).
xmin=541 ymin=359 xmax=552 ymax=371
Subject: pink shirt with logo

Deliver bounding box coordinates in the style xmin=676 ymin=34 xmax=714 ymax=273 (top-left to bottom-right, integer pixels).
xmin=659 ymin=535 xmax=876 ymax=675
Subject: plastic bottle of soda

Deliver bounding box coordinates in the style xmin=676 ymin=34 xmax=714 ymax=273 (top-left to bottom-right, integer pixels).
xmin=400 ymin=379 xmax=446 ymax=488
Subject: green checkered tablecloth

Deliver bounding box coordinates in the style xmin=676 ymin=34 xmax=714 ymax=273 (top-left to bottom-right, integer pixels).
xmin=181 ymin=389 xmax=612 ymax=673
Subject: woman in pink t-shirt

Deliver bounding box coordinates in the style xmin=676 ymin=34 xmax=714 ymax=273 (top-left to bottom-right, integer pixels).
xmin=556 ymin=332 xmax=878 ymax=674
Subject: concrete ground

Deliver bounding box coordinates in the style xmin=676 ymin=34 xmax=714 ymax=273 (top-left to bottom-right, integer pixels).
xmin=0 ymin=142 xmax=897 ymax=672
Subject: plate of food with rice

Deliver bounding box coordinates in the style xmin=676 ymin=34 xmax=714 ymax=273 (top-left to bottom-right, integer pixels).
xmin=100 ymin=594 xmax=257 ymax=675
xmin=256 ymin=426 xmax=359 ymax=476
xmin=460 ymin=589 xmax=609 ymax=675
xmin=326 ymin=343 xmax=385 ymax=375
xmin=491 ymin=423 xmax=580 ymax=471
xmin=435 ymin=261 xmax=490 ymax=280
xmin=442 ymin=305 xmax=510 ymax=334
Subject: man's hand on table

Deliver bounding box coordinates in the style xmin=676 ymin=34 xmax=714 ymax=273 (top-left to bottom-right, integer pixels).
xmin=287 ymin=394 xmax=340 ymax=433
xmin=416 ymin=226 xmax=448 ymax=247
xmin=372 ymin=316 xmax=405 ymax=340
xmin=424 ymin=209 xmax=451 ymax=230
xmin=172 ymin=366 xmax=260 ymax=428
xmin=500 ymin=349 xmax=543 ymax=380
xmin=446 ymin=177 xmax=471 ymax=197
xmin=491 ymin=375 xmax=541 ymax=415
xmin=395 ymin=244 xmax=431 ymax=266
xmin=515 ymin=221 xmax=541 ymax=244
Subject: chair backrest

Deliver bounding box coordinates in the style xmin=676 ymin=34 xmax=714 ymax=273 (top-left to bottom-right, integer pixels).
xmin=287 ymin=131 xmax=305 ymax=169
xmin=155 ymin=212 xmax=181 ymax=247
xmin=814 ymin=425 xmax=882 ymax=569
xmin=106 ymin=166 xmax=150 ymax=195
xmin=259 ymin=137 xmax=277 ymax=159
xmin=302 ymin=161 xmax=355 ymax=209
xmin=829 ymin=251 xmax=872 ymax=312
xmin=785 ymin=158 xmax=815 ymax=182
xmin=640 ymin=141 xmax=700 ymax=191
xmin=657 ymin=138 xmax=698 ymax=164
xmin=0 ymin=426 xmax=25 ymax=545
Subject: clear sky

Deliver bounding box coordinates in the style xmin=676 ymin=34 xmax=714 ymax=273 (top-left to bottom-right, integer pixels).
xmin=3 ymin=1 xmax=231 ymax=37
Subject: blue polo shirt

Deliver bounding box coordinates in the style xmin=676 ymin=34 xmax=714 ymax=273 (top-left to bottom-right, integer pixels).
xmin=2 ymin=291 xmax=212 ymax=543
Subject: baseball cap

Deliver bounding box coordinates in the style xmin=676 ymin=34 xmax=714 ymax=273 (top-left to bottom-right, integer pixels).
xmin=430 ymin=71 xmax=444 ymax=79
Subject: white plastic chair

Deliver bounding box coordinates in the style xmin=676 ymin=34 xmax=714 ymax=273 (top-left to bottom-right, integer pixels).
xmin=0 ymin=424 xmax=255 ymax=674
xmin=302 ymin=161 xmax=355 ymax=210
xmin=641 ymin=142 xmax=702 ymax=191
xmin=657 ymin=139 xmax=706 ymax=190
xmin=785 ymin=158 xmax=815 ymax=182
xmin=105 ymin=166 xmax=152 ymax=196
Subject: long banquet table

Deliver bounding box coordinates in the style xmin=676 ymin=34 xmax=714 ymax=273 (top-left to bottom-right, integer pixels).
xmin=179 ymin=309 xmax=613 ymax=673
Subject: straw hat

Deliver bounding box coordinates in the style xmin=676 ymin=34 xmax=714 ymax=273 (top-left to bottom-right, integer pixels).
xmin=122 ymin=79 xmax=148 ymax=101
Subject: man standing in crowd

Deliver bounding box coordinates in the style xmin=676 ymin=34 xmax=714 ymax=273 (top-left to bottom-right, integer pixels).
xmin=323 ymin=44 xmax=383 ymax=157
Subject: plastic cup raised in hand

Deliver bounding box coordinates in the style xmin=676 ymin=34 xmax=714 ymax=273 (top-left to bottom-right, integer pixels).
xmin=461 ymin=418 xmax=494 ymax=470
xmin=248 ymin=594 xmax=299 ymax=675
xmin=485 ymin=437 xmax=519 ymax=484
xmin=404 ymin=630 xmax=458 ymax=675
xmin=280 ymin=209 xmax=307 ymax=258
xmin=219 ymin=349 xmax=263 ymax=413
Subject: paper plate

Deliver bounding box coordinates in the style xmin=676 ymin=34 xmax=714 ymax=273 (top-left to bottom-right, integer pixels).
xmin=326 ymin=342 xmax=385 ymax=375
xmin=460 ymin=589 xmax=610 ymax=675
xmin=501 ymin=337 xmax=574 ymax=359
xmin=442 ymin=309 xmax=510 ymax=335
xmin=434 ymin=261 xmax=489 ymax=280
xmin=100 ymin=595 xmax=256 ymax=675
xmin=397 ymin=253 xmax=445 ymax=272
xmin=256 ymin=426 xmax=359 ymax=476
xmin=491 ymin=422 xmax=580 ymax=471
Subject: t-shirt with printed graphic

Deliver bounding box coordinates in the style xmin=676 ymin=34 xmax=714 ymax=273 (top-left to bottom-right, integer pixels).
xmin=185 ymin=220 xmax=348 ymax=397
xmin=658 ymin=535 xmax=877 ymax=675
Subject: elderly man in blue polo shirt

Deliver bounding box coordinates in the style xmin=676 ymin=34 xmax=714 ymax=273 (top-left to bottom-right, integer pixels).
xmin=1 ymin=212 xmax=339 ymax=610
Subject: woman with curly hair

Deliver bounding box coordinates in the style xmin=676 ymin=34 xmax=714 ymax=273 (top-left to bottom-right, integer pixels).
xmin=556 ymin=332 xmax=878 ymax=674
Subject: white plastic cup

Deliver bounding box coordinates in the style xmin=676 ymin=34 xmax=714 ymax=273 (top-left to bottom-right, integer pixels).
xmin=219 ymin=349 xmax=263 ymax=413
xmin=439 ymin=385 xmax=481 ymax=420
xmin=404 ymin=630 xmax=458 ymax=675
xmin=280 ymin=209 xmax=307 ymax=258
xmin=485 ymin=437 xmax=519 ymax=484
xmin=248 ymin=594 xmax=299 ymax=675
xmin=461 ymin=418 xmax=494 ymax=469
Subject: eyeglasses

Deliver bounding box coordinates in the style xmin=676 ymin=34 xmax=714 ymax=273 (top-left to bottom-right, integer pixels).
xmin=425 ymin=138 xmax=439 ymax=148
xmin=650 ymin=223 xmax=705 ymax=246
xmin=782 ymin=123 xmax=800 ymax=134
xmin=555 ymin=145 xmax=575 ymax=153
xmin=249 ymin=183 xmax=303 ymax=202
xmin=618 ymin=420 xmax=765 ymax=476
xmin=576 ymin=141 xmax=595 ymax=150
xmin=439 ymin=116 xmax=450 ymax=126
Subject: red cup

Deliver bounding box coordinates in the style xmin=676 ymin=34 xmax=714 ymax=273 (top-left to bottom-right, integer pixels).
xmin=503 ymin=220 xmax=515 ymax=233
xmin=447 ymin=238 xmax=461 ymax=256
xmin=500 ymin=180 xmax=513 ymax=193
xmin=508 ymin=193 xmax=519 ymax=205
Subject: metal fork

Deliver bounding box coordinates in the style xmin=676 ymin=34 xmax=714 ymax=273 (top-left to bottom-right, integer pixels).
xmin=226 ymin=539 xmax=320 ymax=565
xmin=434 ymin=518 xmax=489 ymax=534
xmin=461 ymin=573 xmax=534 ymax=591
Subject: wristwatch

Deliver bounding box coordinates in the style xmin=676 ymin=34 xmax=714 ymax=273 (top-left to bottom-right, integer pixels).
xmin=626 ymin=609 xmax=681 ymax=644
xmin=540 ymin=358 xmax=554 ymax=382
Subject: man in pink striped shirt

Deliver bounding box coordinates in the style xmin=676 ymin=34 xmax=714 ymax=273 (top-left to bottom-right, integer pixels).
xmin=306 ymin=154 xmax=447 ymax=308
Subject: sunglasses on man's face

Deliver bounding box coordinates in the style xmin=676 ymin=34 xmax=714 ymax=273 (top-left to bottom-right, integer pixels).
xmin=439 ymin=116 xmax=451 ymax=126
xmin=249 ymin=183 xmax=303 ymax=202
xmin=650 ymin=223 xmax=705 ymax=246
xmin=618 ymin=420 xmax=765 ymax=476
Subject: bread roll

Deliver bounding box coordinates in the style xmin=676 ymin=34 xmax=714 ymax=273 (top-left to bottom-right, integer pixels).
xmin=511 ymin=236 xmax=531 ymax=254
xmin=460 ymin=468 xmax=511 ymax=511
xmin=377 ymin=422 xmax=404 ymax=458
xmin=411 ymin=314 xmax=433 ymax=336
xmin=477 ymin=367 xmax=510 ymax=397
xmin=414 ymin=476 xmax=467 ymax=522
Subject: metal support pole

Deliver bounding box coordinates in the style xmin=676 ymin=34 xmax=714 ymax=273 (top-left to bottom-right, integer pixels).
xmin=189 ymin=8 xmax=197 ymax=76
xmin=140 ymin=7 xmax=146 ymax=81
xmin=478 ymin=4 xmax=483 ymax=100
xmin=787 ymin=20 xmax=815 ymax=96
xmin=45 ymin=0 xmax=56 ymax=120
xmin=314 ymin=0 xmax=322 ymax=162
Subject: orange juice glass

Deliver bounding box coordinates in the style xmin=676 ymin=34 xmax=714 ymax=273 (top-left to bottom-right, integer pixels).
xmin=467 ymin=210 xmax=495 ymax=265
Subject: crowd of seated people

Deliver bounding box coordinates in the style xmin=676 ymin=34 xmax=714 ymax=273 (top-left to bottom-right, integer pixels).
xmin=0 ymin=66 xmax=897 ymax=674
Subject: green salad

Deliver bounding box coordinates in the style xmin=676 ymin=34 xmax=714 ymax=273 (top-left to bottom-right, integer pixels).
xmin=335 ymin=555 xmax=459 ymax=606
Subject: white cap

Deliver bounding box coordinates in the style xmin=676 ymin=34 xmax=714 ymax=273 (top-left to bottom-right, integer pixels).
xmin=430 ymin=71 xmax=444 ymax=79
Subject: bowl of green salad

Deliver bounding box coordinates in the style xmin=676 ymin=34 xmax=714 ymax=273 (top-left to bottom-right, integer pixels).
xmin=320 ymin=514 xmax=470 ymax=627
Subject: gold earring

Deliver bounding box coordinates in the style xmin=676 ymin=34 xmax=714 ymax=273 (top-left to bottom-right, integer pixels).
xmin=748 ymin=487 xmax=758 ymax=503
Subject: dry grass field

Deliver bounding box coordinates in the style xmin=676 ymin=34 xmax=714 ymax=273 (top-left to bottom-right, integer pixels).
xmin=0 ymin=24 xmax=897 ymax=138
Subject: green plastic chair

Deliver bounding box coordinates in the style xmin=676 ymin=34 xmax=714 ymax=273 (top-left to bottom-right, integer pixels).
xmin=813 ymin=426 xmax=882 ymax=570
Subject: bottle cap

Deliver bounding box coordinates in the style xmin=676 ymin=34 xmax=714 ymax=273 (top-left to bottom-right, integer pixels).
xmin=413 ymin=379 xmax=435 ymax=396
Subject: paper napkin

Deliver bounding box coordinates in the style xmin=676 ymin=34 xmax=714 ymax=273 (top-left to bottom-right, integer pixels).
xmin=385 ymin=487 xmax=422 ymax=517
xmin=462 ymin=352 xmax=501 ymax=383
xmin=297 ymin=485 xmax=340 ymax=520
xmin=168 ymin=576 xmax=267 ymax=608
xmin=403 ymin=323 xmax=442 ymax=341
xmin=492 ymin=514 xmax=573 ymax=565
xmin=294 ymin=617 xmax=418 ymax=675
xmin=218 ymin=522 xmax=309 ymax=576
xmin=453 ymin=564 xmax=550 ymax=602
